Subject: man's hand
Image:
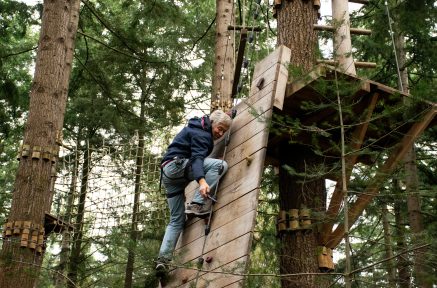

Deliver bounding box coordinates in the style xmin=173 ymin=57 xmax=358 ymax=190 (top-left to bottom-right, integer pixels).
xmin=198 ymin=178 xmax=210 ymax=198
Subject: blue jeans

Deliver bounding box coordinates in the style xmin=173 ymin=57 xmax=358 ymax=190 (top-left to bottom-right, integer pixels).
xmin=158 ymin=158 xmax=228 ymax=260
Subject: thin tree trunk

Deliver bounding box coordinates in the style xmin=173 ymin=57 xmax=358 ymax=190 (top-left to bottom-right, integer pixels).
xmin=68 ymin=147 xmax=91 ymax=287
xmin=393 ymin=180 xmax=411 ymax=288
xmin=212 ymin=0 xmax=235 ymax=111
xmin=382 ymin=205 xmax=396 ymax=287
xmin=56 ymin=145 xmax=80 ymax=288
xmin=394 ymin=24 xmax=431 ymax=288
xmin=0 ymin=1 xmax=80 ymax=287
xmin=124 ymin=91 xmax=147 ymax=288
xmin=276 ymin=1 xmax=323 ymax=287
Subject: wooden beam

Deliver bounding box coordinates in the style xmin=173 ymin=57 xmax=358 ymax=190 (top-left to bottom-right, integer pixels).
xmin=348 ymin=0 xmax=369 ymax=4
xmin=232 ymin=28 xmax=248 ymax=98
xmin=317 ymin=59 xmax=377 ymax=68
xmin=285 ymin=65 xmax=326 ymax=98
xmin=326 ymin=106 xmax=436 ymax=248
xmin=228 ymin=25 xmax=262 ymax=32
xmin=314 ymin=24 xmax=372 ymax=35
xmin=320 ymin=92 xmax=379 ymax=245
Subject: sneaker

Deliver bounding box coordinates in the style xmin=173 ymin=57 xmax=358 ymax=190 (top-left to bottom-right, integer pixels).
xmin=185 ymin=202 xmax=211 ymax=217
xmin=155 ymin=258 xmax=170 ymax=277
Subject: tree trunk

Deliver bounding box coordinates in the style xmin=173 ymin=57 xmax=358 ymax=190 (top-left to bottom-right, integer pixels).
xmin=394 ymin=23 xmax=432 ymax=288
xmin=212 ymin=0 xmax=235 ymax=111
xmin=382 ymin=205 xmax=396 ymax=287
xmin=276 ymin=2 xmax=322 ymax=287
xmin=124 ymin=91 xmax=147 ymax=288
xmin=68 ymin=148 xmax=91 ymax=287
xmin=393 ymin=181 xmax=411 ymax=288
xmin=56 ymin=145 xmax=79 ymax=288
xmin=0 ymin=1 xmax=80 ymax=287
xmin=278 ymin=146 xmax=326 ymax=288
xmin=276 ymin=0 xmax=318 ymax=72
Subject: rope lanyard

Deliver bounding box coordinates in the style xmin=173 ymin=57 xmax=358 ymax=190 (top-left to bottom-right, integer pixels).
xmin=193 ymin=109 xmax=237 ymax=287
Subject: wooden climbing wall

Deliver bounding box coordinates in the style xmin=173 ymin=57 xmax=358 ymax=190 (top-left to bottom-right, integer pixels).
xmin=164 ymin=46 xmax=290 ymax=287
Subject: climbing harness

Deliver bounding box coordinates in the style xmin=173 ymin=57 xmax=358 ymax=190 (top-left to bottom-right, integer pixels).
xmin=193 ymin=108 xmax=237 ymax=286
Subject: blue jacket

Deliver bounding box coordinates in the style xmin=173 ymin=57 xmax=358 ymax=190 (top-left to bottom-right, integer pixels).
xmin=162 ymin=116 xmax=213 ymax=182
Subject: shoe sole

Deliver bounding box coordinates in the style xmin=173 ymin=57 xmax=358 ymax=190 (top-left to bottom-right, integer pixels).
xmin=185 ymin=210 xmax=210 ymax=216
xmin=156 ymin=267 xmax=168 ymax=278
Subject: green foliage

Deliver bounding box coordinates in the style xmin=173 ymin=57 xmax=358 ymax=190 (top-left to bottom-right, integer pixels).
xmin=246 ymin=167 xmax=280 ymax=287
xmin=0 ymin=0 xmax=38 ymax=224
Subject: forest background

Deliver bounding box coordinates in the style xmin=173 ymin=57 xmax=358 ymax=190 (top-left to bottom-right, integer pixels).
xmin=0 ymin=0 xmax=436 ymax=287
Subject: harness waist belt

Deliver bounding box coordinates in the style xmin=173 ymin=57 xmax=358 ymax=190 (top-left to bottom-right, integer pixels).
xmin=161 ymin=159 xmax=174 ymax=169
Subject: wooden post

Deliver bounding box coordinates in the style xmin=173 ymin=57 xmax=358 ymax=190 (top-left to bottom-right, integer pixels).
xmin=212 ymin=0 xmax=235 ymax=112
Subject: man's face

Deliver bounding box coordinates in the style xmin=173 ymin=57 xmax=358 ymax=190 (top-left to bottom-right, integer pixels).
xmin=212 ymin=123 xmax=229 ymax=140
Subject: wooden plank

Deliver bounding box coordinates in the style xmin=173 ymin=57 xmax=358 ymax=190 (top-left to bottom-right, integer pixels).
xmin=229 ymin=96 xmax=273 ymax=141
xmin=185 ymin=148 xmax=267 ymax=215
xmin=194 ymin=257 xmax=247 ymax=288
xmin=273 ymin=52 xmax=290 ymax=110
xmin=186 ymin=123 xmax=268 ymax=202
xmin=225 ymin=128 xmax=269 ymax=168
xmin=252 ymin=45 xmax=288 ymax=79
xmin=316 ymin=59 xmax=377 ymax=68
xmin=177 ymin=191 xmax=260 ymax=250
xmin=327 ymin=106 xmax=436 ymax=248
xmin=175 ymin=210 xmax=257 ymax=264
xmin=249 ymin=63 xmax=284 ymax=99
xmin=172 ymin=235 xmax=251 ymax=287
xmin=285 ymin=65 xmax=326 ymax=97
xmin=314 ymin=24 xmax=372 ymax=35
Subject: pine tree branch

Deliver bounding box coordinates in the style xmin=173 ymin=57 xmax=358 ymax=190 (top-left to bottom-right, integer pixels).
xmin=0 ymin=46 xmax=37 ymax=59
xmin=350 ymin=243 xmax=430 ymax=275
xmin=76 ymin=31 xmax=164 ymax=64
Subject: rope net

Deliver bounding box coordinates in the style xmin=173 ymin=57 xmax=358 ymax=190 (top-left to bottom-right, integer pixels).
xmin=45 ymin=136 xmax=170 ymax=286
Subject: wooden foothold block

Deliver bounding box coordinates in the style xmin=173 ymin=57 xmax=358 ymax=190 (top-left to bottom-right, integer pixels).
xmin=51 ymin=146 xmax=59 ymax=163
xmin=5 ymin=222 xmax=13 ymax=236
xmin=256 ymin=77 xmax=265 ymax=90
xmin=32 ymin=146 xmax=41 ymax=159
xmin=13 ymin=221 xmax=22 ymax=235
xmin=245 ymin=154 xmax=253 ymax=165
xmin=289 ymin=209 xmax=299 ymax=219
xmin=29 ymin=231 xmax=38 ymax=249
xmin=290 ymin=220 xmax=299 ymax=230
xmin=42 ymin=146 xmax=51 ymax=161
xmin=22 ymin=144 xmax=31 ymax=157
xmin=318 ymin=246 xmax=334 ymax=271
xmin=21 ymin=233 xmax=29 ymax=247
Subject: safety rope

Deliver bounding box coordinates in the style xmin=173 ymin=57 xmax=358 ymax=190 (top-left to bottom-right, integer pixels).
xmin=193 ymin=109 xmax=237 ymax=287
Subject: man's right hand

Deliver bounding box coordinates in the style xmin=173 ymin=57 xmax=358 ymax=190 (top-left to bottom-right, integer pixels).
xmin=198 ymin=178 xmax=210 ymax=198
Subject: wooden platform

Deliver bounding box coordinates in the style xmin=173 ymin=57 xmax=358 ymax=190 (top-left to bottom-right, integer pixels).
xmin=268 ymin=64 xmax=436 ymax=172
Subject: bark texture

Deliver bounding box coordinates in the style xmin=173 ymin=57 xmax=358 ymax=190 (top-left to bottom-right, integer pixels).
xmin=276 ymin=1 xmax=322 ymax=287
xmin=0 ymin=1 xmax=80 ymax=287
xmin=212 ymin=0 xmax=235 ymax=111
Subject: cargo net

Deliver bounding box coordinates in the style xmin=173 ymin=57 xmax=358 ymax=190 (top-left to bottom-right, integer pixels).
xmin=43 ymin=136 xmax=170 ymax=287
